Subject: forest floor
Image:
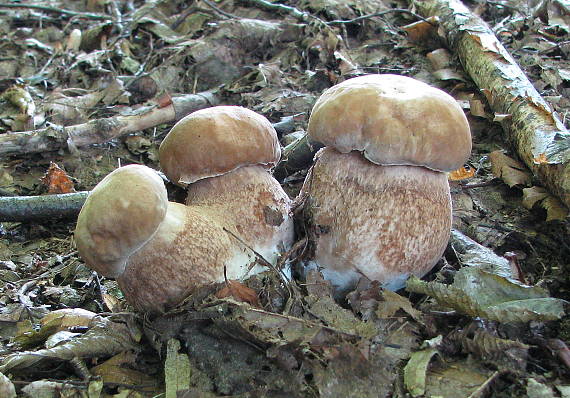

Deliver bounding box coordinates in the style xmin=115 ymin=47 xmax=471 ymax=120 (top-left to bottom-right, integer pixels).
xmin=0 ymin=0 xmax=569 ymax=397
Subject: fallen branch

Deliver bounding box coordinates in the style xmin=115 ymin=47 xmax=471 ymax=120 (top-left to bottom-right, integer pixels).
xmin=0 ymin=192 xmax=89 ymax=222
xmin=0 ymin=91 xmax=219 ymax=158
xmin=0 ymin=3 xmax=109 ymax=20
xmin=274 ymin=133 xmax=322 ymax=181
xmin=0 ymin=124 xmax=302 ymax=222
xmin=412 ymin=0 xmax=570 ymax=209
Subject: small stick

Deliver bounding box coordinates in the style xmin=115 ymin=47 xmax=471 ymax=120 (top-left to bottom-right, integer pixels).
xmin=0 ymin=191 xmax=89 ymax=222
xmin=0 ymin=3 xmax=109 ymax=20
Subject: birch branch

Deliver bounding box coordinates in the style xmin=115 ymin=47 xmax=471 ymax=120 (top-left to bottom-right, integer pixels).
xmin=412 ymin=0 xmax=570 ymax=209
xmin=0 ymin=91 xmax=219 ymax=158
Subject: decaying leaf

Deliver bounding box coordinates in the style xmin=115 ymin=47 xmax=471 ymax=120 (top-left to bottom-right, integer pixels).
xmin=489 ymin=151 xmax=532 ymax=187
xmin=449 ymin=229 xmax=514 ymax=278
xmin=402 ymin=17 xmax=440 ymax=43
xmin=375 ymin=289 xmax=423 ymax=322
xmin=426 ymin=48 xmax=451 ymax=70
xmin=165 ymin=339 xmax=191 ymax=398
xmin=445 ymin=327 xmax=529 ymax=370
xmin=0 ymin=372 xmax=16 ymax=398
xmin=0 ymin=84 xmax=36 ymax=120
xmin=90 ymin=351 xmax=160 ymax=391
xmin=424 ymin=360 xmax=495 ymax=397
xmin=522 ymin=186 xmax=569 ymax=221
xmin=448 ymin=165 xmax=475 ymax=181
xmin=0 ymin=316 xmax=140 ymax=372
xmin=305 ymin=271 xmax=377 ymax=338
xmin=406 ymin=267 xmax=567 ymax=322
xmin=404 ymin=348 xmax=439 ymax=397
xmin=215 ymin=280 xmax=261 ymax=307
xmin=15 ymin=308 xmax=97 ymax=349
xmin=40 ymin=162 xmax=75 ymax=194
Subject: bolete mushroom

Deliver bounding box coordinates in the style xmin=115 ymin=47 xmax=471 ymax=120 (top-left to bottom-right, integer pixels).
xmin=75 ymin=107 xmax=294 ymax=313
xmin=159 ymin=106 xmax=294 ymax=268
xmin=300 ymin=74 xmax=472 ymax=297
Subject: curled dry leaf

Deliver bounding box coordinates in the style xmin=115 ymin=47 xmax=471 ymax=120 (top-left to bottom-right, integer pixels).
xmin=404 ymin=348 xmax=439 ymax=397
xmin=426 ymin=48 xmax=451 ymax=70
xmin=91 ymin=351 xmax=157 ymax=387
xmin=1 ymin=84 xmax=36 ymax=119
xmin=165 ymin=339 xmax=191 ymax=397
xmin=1 ymin=316 xmax=140 ymax=372
xmin=448 ymin=165 xmax=475 ymax=181
xmin=489 ymin=151 xmax=532 ymax=187
xmin=40 ymin=162 xmax=75 ymax=194
xmin=522 ymin=186 xmax=569 ymax=221
xmin=215 ymin=280 xmax=261 ymax=307
xmin=406 ymin=267 xmax=567 ymax=322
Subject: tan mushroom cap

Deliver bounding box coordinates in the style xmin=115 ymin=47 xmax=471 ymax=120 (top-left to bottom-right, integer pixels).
xmin=159 ymin=106 xmax=281 ymax=185
xmin=307 ymin=74 xmax=472 ymax=172
xmin=74 ymin=165 xmax=168 ymax=278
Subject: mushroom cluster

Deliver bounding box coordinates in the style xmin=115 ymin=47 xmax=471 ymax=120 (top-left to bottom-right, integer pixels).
xmin=75 ymin=106 xmax=294 ymax=313
xmin=300 ymin=74 xmax=472 ymax=297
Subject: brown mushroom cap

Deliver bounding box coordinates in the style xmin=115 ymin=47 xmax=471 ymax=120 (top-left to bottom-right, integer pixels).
xmin=159 ymin=106 xmax=281 ymax=185
xmin=74 ymin=165 xmax=168 ymax=278
xmin=307 ymin=74 xmax=472 ymax=172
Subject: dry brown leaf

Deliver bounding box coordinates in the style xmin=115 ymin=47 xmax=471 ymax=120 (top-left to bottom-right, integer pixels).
xmin=533 ymin=153 xmax=549 ymax=164
xmin=522 ymin=187 xmax=569 ymax=221
xmin=377 ymin=290 xmax=423 ymax=322
xmin=432 ymin=68 xmax=466 ymax=82
xmin=402 ymin=17 xmax=440 ymax=43
xmin=448 ymin=165 xmax=475 ymax=181
xmin=469 ymin=99 xmax=487 ymax=118
xmin=215 ymin=280 xmax=261 ymax=307
xmin=91 ymin=351 xmax=161 ymax=389
xmin=40 ymin=162 xmax=75 ymax=194
xmin=40 ymin=308 xmax=97 ymax=330
xmin=489 ymin=151 xmax=532 ymax=187
xmin=426 ymin=48 xmax=451 ymax=70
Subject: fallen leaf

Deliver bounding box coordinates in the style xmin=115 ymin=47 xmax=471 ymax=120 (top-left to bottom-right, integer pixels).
xmin=215 ymin=280 xmax=261 ymax=307
xmin=406 ymin=267 xmax=567 ymax=322
xmin=426 ymin=48 xmax=451 ymax=70
xmin=40 ymin=162 xmax=75 ymax=194
xmin=404 ymin=348 xmax=439 ymax=397
xmin=489 ymin=151 xmax=532 ymax=187
xmin=522 ymin=187 xmax=569 ymax=221
xmin=402 ymin=17 xmax=440 ymax=43
xmin=534 ymin=153 xmax=549 ymax=164
xmin=448 ymin=165 xmax=475 ymax=181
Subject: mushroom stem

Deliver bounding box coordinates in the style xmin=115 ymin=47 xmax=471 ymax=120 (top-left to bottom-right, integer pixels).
xmin=186 ymin=165 xmax=294 ymax=268
xmin=302 ymin=148 xmax=451 ymax=296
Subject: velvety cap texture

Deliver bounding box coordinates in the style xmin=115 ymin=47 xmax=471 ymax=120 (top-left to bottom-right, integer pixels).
xmin=159 ymin=106 xmax=281 ymax=185
xmin=307 ymin=74 xmax=472 ymax=172
xmin=75 ymin=165 xmax=168 ymax=278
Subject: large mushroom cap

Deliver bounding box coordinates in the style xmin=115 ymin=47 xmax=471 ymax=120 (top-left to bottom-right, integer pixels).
xmin=307 ymin=74 xmax=472 ymax=172
xmin=74 ymin=165 xmax=168 ymax=278
xmin=159 ymin=106 xmax=281 ymax=185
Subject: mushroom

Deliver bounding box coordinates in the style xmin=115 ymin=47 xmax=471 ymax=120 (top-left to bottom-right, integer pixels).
xmin=300 ymin=74 xmax=472 ymax=297
xmin=75 ymin=106 xmax=294 ymax=313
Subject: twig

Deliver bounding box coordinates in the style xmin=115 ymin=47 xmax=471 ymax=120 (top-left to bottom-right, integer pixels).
xmin=238 ymin=0 xmax=313 ymax=22
xmin=0 ymin=120 xmax=302 ymax=222
xmin=0 ymin=3 xmax=110 ymax=20
xmin=0 ymin=91 xmax=219 ymax=158
xmin=201 ymin=0 xmax=239 ymax=19
xmin=0 ymin=192 xmax=89 ymax=222
xmin=327 ymin=8 xmax=434 ymax=25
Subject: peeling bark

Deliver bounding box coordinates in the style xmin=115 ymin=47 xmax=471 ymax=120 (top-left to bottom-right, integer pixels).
xmin=413 ymin=0 xmax=570 ymax=209
xmin=0 ymin=91 xmax=219 ymax=158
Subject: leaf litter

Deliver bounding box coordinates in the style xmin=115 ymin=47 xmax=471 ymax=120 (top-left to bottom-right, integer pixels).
xmin=0 ymin=0 xmax=568 ymax=397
